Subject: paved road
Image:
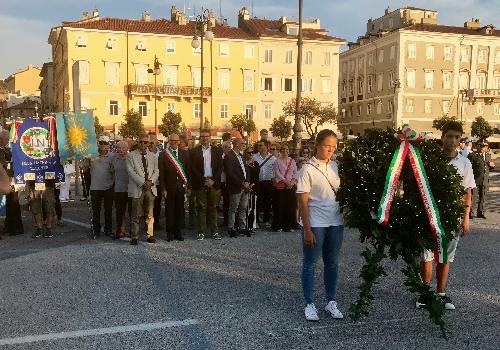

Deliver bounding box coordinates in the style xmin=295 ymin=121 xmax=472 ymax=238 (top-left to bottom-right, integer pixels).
xmin=0 ymin=203 xmax=499 ymax=349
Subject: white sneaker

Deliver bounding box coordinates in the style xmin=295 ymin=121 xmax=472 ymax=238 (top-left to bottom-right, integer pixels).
xmin=325 ymin=301 xmax=343 ymax=319
xmin=304 ymin=303 xmax=319 ymax=321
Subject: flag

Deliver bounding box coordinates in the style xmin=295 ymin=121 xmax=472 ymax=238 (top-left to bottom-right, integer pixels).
xmin=56 ymin=111 xmax=98 ymax=162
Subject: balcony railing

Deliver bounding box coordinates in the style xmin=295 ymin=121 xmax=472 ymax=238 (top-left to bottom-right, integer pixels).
xmin=465 ymin=89 xmax=500 ymax=99
xmin=128 ymin=84 xmax=212 ymax=97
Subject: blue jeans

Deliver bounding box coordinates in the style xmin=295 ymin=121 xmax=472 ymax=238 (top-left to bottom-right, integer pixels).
xmin=302 ymin=225 xmax=344 ymax=304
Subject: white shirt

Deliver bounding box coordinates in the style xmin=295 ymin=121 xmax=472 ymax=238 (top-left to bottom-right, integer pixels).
xmin=233 ymin=149 xmax=247 ymax=180
xmin=253 ymin=152 xmax=276 ymax=181
xmin=449 ymin=152 xmax=476 ymax=189
xmin=460 ymin=146 xmax=471 ymax=157
xmin=296 ymin=156 xmax=343 ymax=227
xmin=202 ymin=145 xmax=213 ymax=177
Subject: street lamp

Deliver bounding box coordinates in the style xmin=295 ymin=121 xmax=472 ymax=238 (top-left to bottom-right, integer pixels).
xmin=191 ymin=8 xmax=214 ymax=137
xmin=147 ymin=55 xmax=161 ymax=134
xmin=293 ymin=0 xmax=304 ymax=153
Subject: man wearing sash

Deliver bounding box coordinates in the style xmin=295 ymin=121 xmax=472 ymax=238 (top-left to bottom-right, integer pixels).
xmin=159 ymin=133 xmax=189 ymax=241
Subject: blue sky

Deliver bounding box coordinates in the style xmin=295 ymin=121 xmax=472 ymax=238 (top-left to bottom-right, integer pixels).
xmin=1 ymin=0 xmax=500 ymax=79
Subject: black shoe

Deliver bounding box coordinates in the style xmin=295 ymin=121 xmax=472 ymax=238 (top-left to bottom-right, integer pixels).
xmin=438 ymin=294 xmax=456 ymax=310
xmin=415 ymin=295 xmax=426 ymax=309
xmin=130 ymin=238 xmax=138 ymax=245
xmin=104 ymin=231 xmax=113 ymax=237
xmin=43 ymin=229 xmax=53 ymax=238
xmin=477 ymin=213 xmax=487 ymax=219
xmin=174 ymin=236 xmax=184 ymax=241
xmin=239 ymin=229 xmax=251 ymax=237
xmin=32 ymin=228 xmax=43 ymax=238
xmin=146 ymin=236 xmax=156 ymax=244
xmin=228 ymin=229 xmax=238 ymax=238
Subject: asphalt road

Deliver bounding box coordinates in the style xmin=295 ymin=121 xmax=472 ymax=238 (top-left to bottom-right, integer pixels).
xmin=0 ymin=203 xmax=499 ymax=350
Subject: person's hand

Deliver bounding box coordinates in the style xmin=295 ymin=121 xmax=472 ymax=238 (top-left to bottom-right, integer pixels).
xmin=303 ymin=227 xmax=316 ymax=248
xmin=461 ymin=216 xmax=470 ymax=237
xmin=489 ymin=161 xmax=495 ymax=168
xmin=162 ymin=190 xmax=167 ymax=198
xmin=205 ymin=178 xmax=215 ymax=187
xmin=143 ymin=180 xmax=152 ymax=189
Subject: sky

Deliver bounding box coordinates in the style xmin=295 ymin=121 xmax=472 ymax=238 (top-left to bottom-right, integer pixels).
xmin=1 ymin=0 xmax=500 ymax=79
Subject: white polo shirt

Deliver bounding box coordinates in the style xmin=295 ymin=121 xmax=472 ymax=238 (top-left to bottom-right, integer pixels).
xmin=449 ymin=152 xmax=476 ymax=189
xmin=253 ymin=152 xmax=276 ymax=181
xmin=296 ymin=156 xmax=343 ymax=227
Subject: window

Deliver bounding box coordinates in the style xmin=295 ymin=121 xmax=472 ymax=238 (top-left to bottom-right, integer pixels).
xmin=341 ymin=81 xmax=347 ymax=97
xmin=424 ymin=99 xmax=432 ymax=114
xmin=220 ymin=104 xmax=228 ymax=119
xmin=163 ymin=66 xmax=178 ymax=86
xmin=378 ymin=49 xmax=384 ymax=63
xmin=389 ymin=18 xmax=394 ymax=28
xmin=350 ymin=60 xmax=355 ymax=72
xmin=305 ymin=51 xmax=313 ymax=65
xmin=495 ymin=76 xmax=500 ymax=89
xmin=324 ymin=52 xmax=331 ymax=66
xmin=244 ymin=70 xmax=254 ymax=91
xmin=390 ymin=45 xmax=396 ymax=60
xmin=302 ymin=78 xmax=313 ymax=92
xmin=408 ymin=43 xmax=416 ymax=59
xmin=377 ymin=73 xmax=383 ymax=91
xmin=76 ymin=34 xmax=88 ymax=47
xmin=285 ymin=50 xmax=293 ymax=64
xmin=426 ymin=45 xmax=435 ymax=60
xmin=367 ymin=75 xmax=373 ymax=93
xmin=79 ymin=60 xmax=90 ymax=85
xmin=244 ymin=46 xmax=254 ymax=59
xmin=388 ymin=100 xmax=394 ymax=114
xmin=264 ymin=77 xmax=273 ymax=91
xmin=193 ymin=103 xmax=201 ymax=119
xmin=109 ymin=100 xmax=119 ymax=116
xmin=264 ymin=104 xmax=272 ymax=119
xmin=167 ymin=102 xmax=176 ymax=112
xmin=443 ymin=71 xmax=452 ymax=89
xmin=357 ymin=105 xmax=362 ymax=116
xmin=136 ymin=39 xmax=147 ymax=51
xmin=478 ymin=49 xmax=487 ymax=63
xmin=287 ymin=26 xmax=298 ymax=35
xmin=376 ymin=100 xmax=382 ymax=114
xmin=264 ymin=49 xmax=273 ymax=63
xmin=425 ymin=70 xmax=434 ymax=89
xmin=193 ymin=46 xmax=201 ymax=55
xmin=358 ymin=56 xmax=364 ymax=69
xmin=494 ymin=103 xmax=500 ymax=115
xmin=476 ymin=101 xmax=483 ymax=115
xmin=357 ymin=78 xmax=364 ymax=94
xmin=105 ymin=62 xmax=119 ymax=86
xmin=322 ymin=79 xmax=332 ymax=94
xmin=139 ymin=102 xmax=147 ymax=117
xmin=218 ymin=69 xmax=230 ymax=90
xmin=135 ymin=64 xmax=148 ymax=85
xmin=244 ymin=105 xmax=254 ymax=119
xmin=342 ymin=62 xmax=348 ymax=73
xmin=368 ymin=52 xmax=374 ymax=66
xmin=192 ymin=68 xmax=201 ymax=88
xmin=348 ymin=80 xmax=354 ymax=96
xmin=220 ymin=43 xmax=229 ymax=57
xmin=367 ymin=103 xmax=373 ymax=115
xmin=444 ymin=46 xmax=453 ymax=61
xmin=406 ymin=99 xmax=414 ymax=112
xmin=442 ymin=100 xmax=450 ymax=114
xmin=284 ymin=78 xmax=293 ymax=91
xmin=165 ymin=41 xmax=175 ymax=54
xmin=406 ymin=69 xmax=415 ymax=88
xmin=106 ymin=38 xmax=117 ymax=50
xmin=460 ymin=72 xmax=469 ymax=89
xmin=389 ymin=72 xmax=396 ymax=88
xmin=496 ymin=50 xmax=500 ymax=64
xmin=461 ymin=47 xmax=469 ymax=62
xmin=476 ymin=73 xmax=487 ymax=89
xmin=81 ymin=98 xmax=90 ymax=112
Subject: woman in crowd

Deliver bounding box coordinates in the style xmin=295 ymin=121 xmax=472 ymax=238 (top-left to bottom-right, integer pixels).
xmin=245 ymin=146 xmax=260 ymax=233
xmin=272 ymin=143 xmax=298 ymax=232
xmin=299 ymin=146 xmax=311 ymax=162
xmin=296 ymin=129 xmax=344 ymax=321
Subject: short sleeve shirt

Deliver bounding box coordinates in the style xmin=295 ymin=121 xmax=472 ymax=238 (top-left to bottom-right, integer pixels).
xmin=113 ymin=156 xmax=129 ymax=193
xmin=449 ymin=152 xmax=476 ymax=189
xmin=296 ymin=156 xmax=343 ymax=227
xmin=90 ymin=152 xmax=115 ymax=191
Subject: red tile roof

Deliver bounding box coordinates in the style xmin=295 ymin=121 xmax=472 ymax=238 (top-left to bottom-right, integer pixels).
xmin=61 ymin=17 xmax=257 ymax=40
xmin=404 ymin=23 xmax=500 ymax=37
xmin=242 ymin=18 xmax=345 ymax=42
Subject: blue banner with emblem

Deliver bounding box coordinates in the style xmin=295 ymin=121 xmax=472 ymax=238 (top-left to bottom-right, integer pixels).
xmin=11 ymin=118 xmax=65 ymax=190
xmin=56 ymin=111 xmax=98 ymax=163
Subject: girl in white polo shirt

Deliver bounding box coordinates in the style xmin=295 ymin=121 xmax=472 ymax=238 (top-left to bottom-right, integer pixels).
xmin=297 ymin=129 xmax=344 ymax=321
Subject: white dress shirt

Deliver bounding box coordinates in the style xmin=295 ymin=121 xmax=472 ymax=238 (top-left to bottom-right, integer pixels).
xmin=202 ymin=145 xmax=213 ymax=177
xmin=253 ymin=152 xmax=276 ymax=181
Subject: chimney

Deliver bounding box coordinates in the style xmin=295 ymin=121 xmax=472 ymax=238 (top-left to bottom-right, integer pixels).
xmin=92 ymin=6 xmax=99 ymax=19
xmin=464 ymin=18 xmax=480 ymax=29
xmin=208 ymin=10 xmax=216 ymax=27
xmin=143 ymin=10 xmax=151 ymax=22
xmin=171 ymin=5 xmax=177 ymax=21
xmin=28 ymin=64 xmax=33 ymax=70
xmin=239 ymin=7 xmax=250 ymax=21
xmin=171 ymin=5 xmax=187 ymax=25
xmin=385 ymin=7 xmax=392 ymax=15
xmin=280 ymin=16 xmax=287 ymax=24
xmin=82 ymin=11 xmax=89 ymax=21
xmin=222 ymin=18 xmax=228 ymax=27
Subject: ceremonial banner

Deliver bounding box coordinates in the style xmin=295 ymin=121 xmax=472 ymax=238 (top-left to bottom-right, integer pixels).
xmin=56 ymin=111 xmax=98 ymax=163
xmin=11 ymin=119 xmax=65 ymax=190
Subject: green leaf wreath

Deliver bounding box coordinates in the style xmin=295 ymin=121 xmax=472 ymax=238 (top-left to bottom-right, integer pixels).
xmin=337 ymin=128 xmax=465 ymax=336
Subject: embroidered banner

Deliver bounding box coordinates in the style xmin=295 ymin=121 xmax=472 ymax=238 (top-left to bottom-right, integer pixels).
xmin=56 ymin=111 xmax=98 ymax=163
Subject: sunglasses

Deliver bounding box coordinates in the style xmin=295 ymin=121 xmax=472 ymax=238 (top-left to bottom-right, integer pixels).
xmin=139 ymin=141 xmax=149 ymax=144
xmin=98 ymin=141 xmax=109 ymax=145
xmin=269 ymin=147 xmax=276 ymax=150
xmin=245 ymin=151 xmax=253 ymax=154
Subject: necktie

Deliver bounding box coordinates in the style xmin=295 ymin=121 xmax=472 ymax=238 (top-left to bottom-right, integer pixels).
xmin=141 ymin=153 xmax=149 ymax=180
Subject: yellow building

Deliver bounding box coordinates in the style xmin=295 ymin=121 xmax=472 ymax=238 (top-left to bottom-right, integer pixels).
xmin=4 ymin=64 xmax=42 ymax=96
xmin=39 ymin=62 xmax=55 ymax=113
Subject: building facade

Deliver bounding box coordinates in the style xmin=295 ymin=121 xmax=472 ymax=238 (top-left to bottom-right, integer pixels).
xmin=39 ymin=62 xmax=55 ymax=114
xmin=4 ymin=64 xmax=42 ymax=96
xmin=339 ymin=7 xmax=500 ymax=135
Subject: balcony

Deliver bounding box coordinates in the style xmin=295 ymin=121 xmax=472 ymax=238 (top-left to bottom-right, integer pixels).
xmin=464 ymin=89 xmax=500 ymax=104
xmin=127 ymin=84 xmax=212 ymax=98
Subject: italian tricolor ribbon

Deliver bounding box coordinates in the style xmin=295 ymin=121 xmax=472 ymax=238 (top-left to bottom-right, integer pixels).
xmin=376 ymin=124 xmax=448 ymax=263
xmin=163 ymin=148 xmax=188 ymax=188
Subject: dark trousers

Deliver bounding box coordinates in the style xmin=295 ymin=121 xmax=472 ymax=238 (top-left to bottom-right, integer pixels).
xmin=3 ymin=191 xmax=24 ymax=235
xmin=114 ymin=192 xmax=129 ymax=236
xmin=472 ymin=184 xmax=487 ymax=215
xmin=91 ymin=188 xmax=113 ymax=234
xmin=221 ymin=182 xmax=229 ymax=226
xmin=166 ymin=189 xmax=185 ymax=239
xmin=81 ymin=170 xmax=91 ymax=198
xmin=273 ymin=188 xmax=296 ymax=231
xmin=153 ymin=192 xmax=162 ymax=226
xmin=257 ymin=180 xmax=273 ymax=223
xmin=43 ymin=188 xmax=62 ymax=221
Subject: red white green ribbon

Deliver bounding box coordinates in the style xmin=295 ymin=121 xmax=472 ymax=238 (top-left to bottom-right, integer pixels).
xmin=163 ymin=149 xmax=188 ymax=186
xmin=376 ymin=124 xmax=448 ymax=263
xmin=6 ymin=117 xmax=23 ymax=143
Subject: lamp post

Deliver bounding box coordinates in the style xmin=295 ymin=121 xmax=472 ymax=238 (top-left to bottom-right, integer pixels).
xmin=293 ymin=0 xmax=304 ymax=152
xmin=147 ymin=55 xmax=161 ymax=134
xmin=191 ymin=8 xmax=214 ymax=137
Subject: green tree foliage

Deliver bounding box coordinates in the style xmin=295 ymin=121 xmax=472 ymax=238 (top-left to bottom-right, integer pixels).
xmin=432 ymin=115 xmax=464 ymax=132
xmin=282 ymin=97 xmax=337 ymax=138
xmin=119 ymin=109 xmax=145 ymax=139
xmin=270 ymin=115 xmax=292 ymax=141
xmin=471 ymin=116 xmax=493 ymax=142
xmin=159 ymin=111 xmax=182 ymax=136
xmin=93 ymin=116 xmax=104 ymax=136
xmin=230 ymin=113 xmax=256 ymax=139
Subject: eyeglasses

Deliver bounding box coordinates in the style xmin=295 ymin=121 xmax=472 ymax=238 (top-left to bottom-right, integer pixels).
xmin=269 ymin=148 xmax=276 ymax=151
xmin=245 ymin=151 xmax=253 ymax=154
xmin=139 ymin=141 xmax=149 ymax=144
xmin=281 ymin=148 xmax=289 ymax=151
xmin=98 ymin=141 xmax=109 ymax=145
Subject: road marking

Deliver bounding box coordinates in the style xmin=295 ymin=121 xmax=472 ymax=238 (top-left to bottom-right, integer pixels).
xmin=62 ymin=218 xmax=91 ymax=229
xmin=0 ymin=319 xmax=199 ymax=346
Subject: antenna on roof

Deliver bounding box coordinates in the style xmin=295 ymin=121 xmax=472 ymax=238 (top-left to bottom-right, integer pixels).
xmin=251 ymin=0 xmax=254 ymax=17
xmin=220 ymin=0 xmax=223 ymax=23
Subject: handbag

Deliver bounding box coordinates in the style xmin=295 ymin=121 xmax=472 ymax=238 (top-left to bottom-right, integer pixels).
xmin=273 ymin=159 xmax=292 ymax=190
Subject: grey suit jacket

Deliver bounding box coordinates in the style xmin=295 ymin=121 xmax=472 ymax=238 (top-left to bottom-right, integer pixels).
xmin=126 ymin=149 xmax=159 ymax=198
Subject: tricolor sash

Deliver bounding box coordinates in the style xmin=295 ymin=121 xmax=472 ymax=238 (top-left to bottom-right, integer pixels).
xmin=164 ymin=149 xmax=188 ymax=187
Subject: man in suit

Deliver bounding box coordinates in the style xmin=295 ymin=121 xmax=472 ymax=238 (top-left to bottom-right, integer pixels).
xmin=224 ymin=137 xmax=252 ymax=238
xmin=126 ymin=134 xmax=159 ymax=245
xmin=189 ymin=128 xmax=223 ymax=241
xmin=468 ymin=142 xmax=495 ymax=219
xmin=159 ymin=133 xmax=189 ymax=241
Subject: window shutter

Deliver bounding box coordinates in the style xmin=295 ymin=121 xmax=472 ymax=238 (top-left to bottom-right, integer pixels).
xmin=118 ymin=100 xmax=122 ymax=115
xmin=260 ymin=77 xmax=264 ymax=91
xmin=292 ymin=79 xmax=296 ymax=92
xmin=272 ymin=77 xmax=276 ymax=92
xmin=146 ymin=102 xmax=150 ymax=114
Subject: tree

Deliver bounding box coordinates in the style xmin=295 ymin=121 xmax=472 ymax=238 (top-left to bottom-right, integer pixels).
xmin=203 ymin=118 xmax=211 ymax=129
xmin=159 ymin=111 xmax=182 ymax=136
xmin=432 ymin=115 xmax=464 ymax=132
xmin=270 ymin=116 xmax=292 ymax=141
xmin=119 ymin=109 xmax=144 ymax=139
xmin=93 ymin=116 xmax=104 ymax=136
xmin=471 ymin=116 xmax=493 ymax=142
xmin=282 ymin=97 xmax=337 ymax=138
xmin=230 ymin=113 xmax=256 ymax=139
